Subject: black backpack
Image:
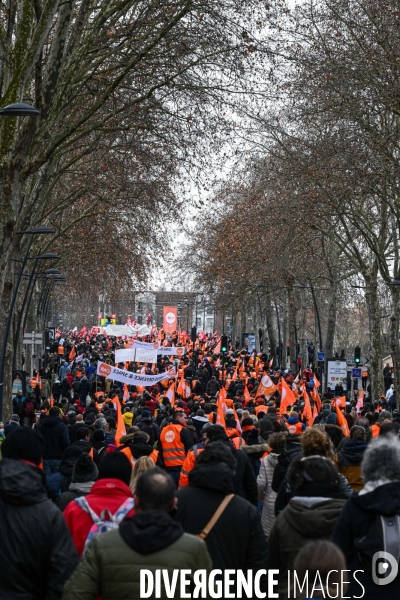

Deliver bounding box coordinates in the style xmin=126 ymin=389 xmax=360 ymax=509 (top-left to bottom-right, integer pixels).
xmin=355 ymin=512 xmax=400 ymax=575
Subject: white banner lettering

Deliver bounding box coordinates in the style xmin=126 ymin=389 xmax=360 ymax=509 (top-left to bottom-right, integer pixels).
xmin=157 ymin=346 xmax=185 ymax=357
xmin=97 ymin=362 xmax=176 ymax=385
xmin=135 ymin=347 xmax=158 ymax=364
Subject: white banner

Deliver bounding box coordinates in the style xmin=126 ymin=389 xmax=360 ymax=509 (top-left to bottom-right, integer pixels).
xmin=104 ymin=325 xmax=133 ymax=336
xmin=115 ymin=348 xmax=136 ymax=363
xmin=158 ymin=346 xmax=185 ymax=357
xmin=133 ymin=340 xmax=155 ymax=349
xmin=135 ymin=347 xmax=158 ymax=364
xmin=97 ymin=362 xmax=176 ymax=385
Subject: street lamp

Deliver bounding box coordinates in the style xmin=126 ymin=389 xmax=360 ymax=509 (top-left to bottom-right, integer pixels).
xmin=0 ymin=102 xmax=40 ymax=116
xmin=13 ymin=253 xmax=60 ymax=370
xmin=0 ymin=226 xmax=55 ymax=419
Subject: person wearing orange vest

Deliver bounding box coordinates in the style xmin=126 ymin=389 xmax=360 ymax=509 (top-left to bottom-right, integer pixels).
xmin=158 ymin=410 xmax=193 ymax=487
xmin=286 ymin=411 xmax=306 ymax=434
xmin=118 ymin=431 xmax=160 ymax=467
xmin=179 ymin=442 xmax=205 ymax=488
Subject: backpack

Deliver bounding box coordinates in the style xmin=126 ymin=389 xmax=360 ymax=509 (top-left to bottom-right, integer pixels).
xmin=74 ymin=496 xmax=134 ymax=553
xmin=355 ymin=512 xmax=400 ymax=576
xmin=25 ymin=400 xmax=35 ymax=417
xmin=138 ymin=421 xmax=156 ymax=445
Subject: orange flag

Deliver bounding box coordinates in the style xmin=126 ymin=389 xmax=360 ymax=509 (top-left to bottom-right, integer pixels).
xmin=165 ymin=382 xmax=176 ymax=406
xmin=268 ymin=357 xmax=274 ymax=368
xmin=233 ymin=404 xmax=242 ymax=433
xmin=311 ymin=388 xmax=322 ymax=411
xmin=303 ymin=391 xmax=313 ymax=426
xmin=216 ymin=390 xmax=226 ymax=430
xmin=257 ymin=372 xmax=277 ymax=397
xmin=336 ymin=402 xmax=350 ymax=436
xmin=115 ymin=399 xmax=126 ymax=446
xmin=280 ymin=377 xmax=297 ymax=414
xmin=312 ymin=400 xmax=319 ymax=421
xmin=122 ymin=384 xmax=129 ymax=403
xmin=356 ymin=389 xmax=364 ymax=413
xmin=177 ymin=377 xmax=186 ymax=396
xmin=335 ymin=396 xmax=346 ymax=408
xmin=50 ymin=395 xmax=54 ymax=407
xmin=243 ymin=385 xmax=251 ymax=403
xmin=313 ymin=373 xmax=321 ymax=389
xmin=69 ymin=345 xmax=76 ymax=361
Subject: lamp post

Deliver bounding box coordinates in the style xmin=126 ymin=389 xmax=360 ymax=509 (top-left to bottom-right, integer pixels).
xmin=0 ymin=226 xmax=55 ymax=419
xmin=12 ymin=253 xmax=59 ymax=370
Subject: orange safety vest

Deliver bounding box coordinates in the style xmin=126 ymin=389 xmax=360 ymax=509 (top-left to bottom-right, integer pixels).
xmin=179 ymin=445 xmax=204 ymax=487
xmin=226 ymin=427 xmax=240 ymax=439
xmin=88 ymin=448 xmax=94 ymax=460
xmin=160 ymin=423 xmax=186 ymax=467
xmin=149 ymin=449 xmax=159 ymax=465
xmin=58 ymin=345 xmax=65 ymax=355
xmin=231 ymin=437 xmax=246 ymax=449
xmin=371 ymin=424 xmax=380 ymax=438
xmin=120 ymin=446 xmax=136 ymax=466
xmin=287 ymin=421 xmax=303 ymax=435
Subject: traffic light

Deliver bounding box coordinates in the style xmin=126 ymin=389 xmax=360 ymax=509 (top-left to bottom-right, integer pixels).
xmin=221 ymin=335 xmax=228 ymax=353
xmin=354 ymin=346 xmax=361 ymax=364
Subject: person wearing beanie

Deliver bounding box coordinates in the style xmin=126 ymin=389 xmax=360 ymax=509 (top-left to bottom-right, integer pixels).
xmin=4 ymin=414 xmax=20 ymax=437
xmin=0 ymin=428 xmax=79 ymax=598
xmin=56 ymin=453 xmax=98 ymax=511
xmin=325 ymin=412 xmax=345 ymax=450
xmin=63 ymin=451 xmax=135 ymax=556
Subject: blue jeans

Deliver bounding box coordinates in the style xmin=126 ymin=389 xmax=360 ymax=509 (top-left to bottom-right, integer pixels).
xmin=43 ymin=459 xmax=61 ymax=479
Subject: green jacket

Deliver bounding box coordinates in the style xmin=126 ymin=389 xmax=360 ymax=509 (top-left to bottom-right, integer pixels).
xmin=62 ymin=529 xmax=212 ymax=600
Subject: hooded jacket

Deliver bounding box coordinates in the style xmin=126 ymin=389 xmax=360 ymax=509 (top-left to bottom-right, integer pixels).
xmin=334 ymin=440 xmax=367 ymax=491
xmin=333 ymin=482 xmax=400 ymax=599
xmin=268 ymin=486 xmax=346 ymax=576
xmin=39 ymin=416 xmax=70 ymax=459
xmin=324 ymin=423 xmax=344 ymax=449
xmin=176 ymin=462 xmax=268 ymax=572
xmin=62 ymin=511 xmax=212 ymax=600
xmin=63 ymin=478 xmax=135 ymax=556
xmin=0 ymin=459 xmax=79 ymax=599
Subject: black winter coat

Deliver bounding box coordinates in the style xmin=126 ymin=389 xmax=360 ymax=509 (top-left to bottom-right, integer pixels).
xmin=39 ymin=416 xmax=70 ymax=459
xmin=78 ymin=378 xmax=90 ymax=397
xmin=0 ymin=459 xmax=79 ymax=599
xmin=176 ymin=462 xmax=268 ymax=574
xmin=332 ymin=482 xmax=400 ymax=599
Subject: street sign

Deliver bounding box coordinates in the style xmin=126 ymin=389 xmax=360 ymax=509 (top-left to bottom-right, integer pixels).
xmin=317 ymin=352 xmax=325 ymax=361
xmin=347 ymin=355 xmax=354 ymax=364
xmin=23 ymin=332 xmax=42 ymax=339
xmin=23 ymin=339 xmax=42 ymax=345
xmin=352 ymin=368 xmax=362 ymax=378
xmin=360 ymin=355 xmax=369 ymax=365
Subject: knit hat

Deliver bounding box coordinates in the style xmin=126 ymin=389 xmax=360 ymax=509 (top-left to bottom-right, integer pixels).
xmin=140 ymin=410 xmax=151 ymax=421
xmin=2 ymin=428 xmax=45 ymax=466
xmin=226 ymin=408 xmax=234 ymax=415
xmin=72 ymin=452 xmax=98 ymax=483
xmin=93 ymin=430 xmax=106 ymax=442
xmin=10 ymin=414 xmax=20 ymax=423
xmin=98 ymin=451 xmax=132 ymax=486
xmin=326 ymin=413 xmax=337 ymax=425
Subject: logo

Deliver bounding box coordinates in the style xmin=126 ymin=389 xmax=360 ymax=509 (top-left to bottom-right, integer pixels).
xmin=176 ymin=347 xmax=184 ymax=358
xmin=165 ymin=312 xmax=176 ymax=325
xmin=372 ymin=551 xmax=398 ymax=585
xmin=165 ymin=431 xmax=175 ymax=443
xmin=153 ymin=341 xmax=159 ymax=349
xmin=98 ymin=362 xmax=112 ymax=377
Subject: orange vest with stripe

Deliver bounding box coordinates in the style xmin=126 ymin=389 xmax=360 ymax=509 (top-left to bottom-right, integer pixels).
xmin=160 ymin=423 xmax=186 ymax=467
xmin=179 ymin=445 xmax=204 ymax=487
xmin=88 ymin=448 xmax=94 ymax=460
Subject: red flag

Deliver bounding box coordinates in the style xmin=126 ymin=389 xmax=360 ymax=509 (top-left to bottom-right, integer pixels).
xmin=69 ymin=345 xmax=76 ymax=361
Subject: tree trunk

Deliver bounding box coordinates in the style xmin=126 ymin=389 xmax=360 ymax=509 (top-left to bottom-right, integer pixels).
xmin=287 ymin=283 xmax=297 ymax=373
xmin=324 ymin=277 xmax=339 ymax=389
xmin=389 ymin=285 xmax=400 ymax=408
xmin=299 ymin=287 xmax=308 ymax=375
xmin=264 ymin=288 xmax=277 ymax=365
xmin=364 ymin=264 xmax=383 ymax=401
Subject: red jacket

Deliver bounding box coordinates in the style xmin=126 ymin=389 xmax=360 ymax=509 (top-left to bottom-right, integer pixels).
xmin=63 ymin=478 xmax=135 ymax=556
xmin=145 ymin=398 xmax=157 ymax=415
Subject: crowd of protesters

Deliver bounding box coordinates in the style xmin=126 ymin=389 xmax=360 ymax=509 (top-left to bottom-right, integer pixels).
xmin=0 ymin=326 xmax=399 ymax=599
